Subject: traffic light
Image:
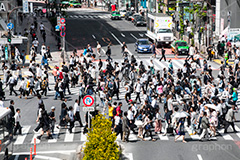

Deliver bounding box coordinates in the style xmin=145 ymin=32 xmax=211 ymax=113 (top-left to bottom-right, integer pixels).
xmin=7 ymin=32 xmax=11 ymax=43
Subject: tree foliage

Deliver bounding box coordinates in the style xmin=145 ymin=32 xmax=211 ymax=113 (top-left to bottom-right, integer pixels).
xmin=83 ymin=114 xmax=120 ymax=160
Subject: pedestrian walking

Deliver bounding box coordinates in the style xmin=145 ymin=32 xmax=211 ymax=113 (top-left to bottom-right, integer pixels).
xmin=175 ymin=118 xmax=187 ymax=143
xmin=199 ymin=112 xmax=210 ymax=141
xmin=122 ymin=111 xmax=130 ymax=142
xmin=96 ymin=41 xmax=101 ymax=57
xmin=13 ymin=108 xmax=22 ymax=135
xmin=224 ymin=105 xmax=237 ymax=133
xmin=68 ymin=106 xmax=75 ymax=133
xmin=48 ymin=106 xmax=56 ymax=133
xmin=159 ymin=47 xmax=166 ymax=61
xmin=73 ymin=99 xmax=83 ymax=127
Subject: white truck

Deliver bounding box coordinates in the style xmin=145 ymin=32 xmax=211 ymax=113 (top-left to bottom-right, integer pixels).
xmin=146 ymin=13 xmax=174 ymax=47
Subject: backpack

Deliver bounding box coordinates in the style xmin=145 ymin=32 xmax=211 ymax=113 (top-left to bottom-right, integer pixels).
xmin=59 ymin=71 xmax=63 ymax=79
xmin=62 ymin=66 xmax=69 ymax=73
xmin=113 ymin=107 xmax=117 ymax=116
xmin=108 ymin=81 xmax=113 ymax=89
xmin=175 ymin=86 xmax=181 ymax=94
xmin=214 ymin=88 xmax=219 ymax=96
xmin=41 ymin=80 xmax=47 ymax=89
xmin=129 ymin=85 xmax=133 ymax=93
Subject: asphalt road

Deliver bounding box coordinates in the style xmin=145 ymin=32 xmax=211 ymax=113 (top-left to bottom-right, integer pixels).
xmin=6 ymin=8 xmax=240 ymax=160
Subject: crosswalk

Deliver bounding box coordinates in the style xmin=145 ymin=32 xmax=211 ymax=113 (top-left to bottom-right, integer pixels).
xmin=12 ymin=123 xmax=240 ymax=146
xmin=68 ymin=14 xmax=111 ymax=19
xmin=92 ymin=58 xmax=220 ymax=72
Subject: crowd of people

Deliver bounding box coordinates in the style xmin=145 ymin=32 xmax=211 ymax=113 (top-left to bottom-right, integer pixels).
xmin=1 ymin=11 xmax=240 ymax=143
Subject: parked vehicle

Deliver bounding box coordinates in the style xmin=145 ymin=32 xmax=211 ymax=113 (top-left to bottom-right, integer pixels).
xmin=135 ymin=39 xmax=152 ymax=53
xmin=133 ymin=16 xmax=146 ymax=26
xmin=146 ymin=13 xmax=174 ymax=47
xmin=111 ymin=11 xmax=121 ymax=20
xmin=171 ymin=40 xmax=189 ymax=55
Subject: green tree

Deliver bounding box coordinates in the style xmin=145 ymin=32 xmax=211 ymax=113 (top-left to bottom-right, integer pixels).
xmin=84 ymin=114 xmax=120 ymax=160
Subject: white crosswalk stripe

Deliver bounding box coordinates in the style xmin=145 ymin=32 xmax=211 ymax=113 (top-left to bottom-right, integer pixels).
xmin=11 ymin=124 xmax=240 ymax=145
xmin=68 ymin=14 xmax=110 ymax=19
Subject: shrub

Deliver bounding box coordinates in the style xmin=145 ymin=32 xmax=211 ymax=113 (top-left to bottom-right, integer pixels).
xmin=83 ymin=114 xmax=120 ymax=160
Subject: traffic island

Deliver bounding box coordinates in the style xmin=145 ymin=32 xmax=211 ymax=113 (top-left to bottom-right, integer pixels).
xmin=76 ymin=113 xmax=122 ymax=160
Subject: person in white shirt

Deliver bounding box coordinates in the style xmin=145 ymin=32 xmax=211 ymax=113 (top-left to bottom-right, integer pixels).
xmin=15 ymin=46 xmax=21 ymax=63
xmin=96 ymin=42 xmax=101 ymax=56
xmin=68 ymin=106 xmax=74 ymax=133
xmin=14 ymin=108 xmax=22 ymax=135
xmin=134 ymin=79 xmax=142 ymax=103
xmin=91 ymin=66 xmax=97 ymax=80
xmin=32 ymin=38 xmax=39 ymax=53
xmin=187 ymin=45 xmax=195 ymax=61
xmin=73 ymin=99 xmax=83 ymax=127
xmin=36 ymin=64 xmax=42 ymax=78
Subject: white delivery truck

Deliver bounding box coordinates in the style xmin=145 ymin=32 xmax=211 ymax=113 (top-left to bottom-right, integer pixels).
xmin=146 ymin=13 xmax=174 ymax=47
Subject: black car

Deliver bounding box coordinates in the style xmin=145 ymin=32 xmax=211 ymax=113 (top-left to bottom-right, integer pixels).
xmin=133 ymin=16 xmax=146 ymax=26
xmin=125 ymin=11 xmax=134 ymax=21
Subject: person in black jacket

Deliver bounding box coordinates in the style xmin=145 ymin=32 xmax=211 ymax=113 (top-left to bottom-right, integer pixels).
xmin=63 ymin=74 xmax=71 ymax=95
xmin=112 ymin=78 xmax=120 ymax=100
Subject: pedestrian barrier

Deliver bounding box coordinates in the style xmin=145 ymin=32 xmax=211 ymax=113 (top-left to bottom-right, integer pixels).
xmin=34 ymin=138 xmax=37 ymax=155
xmin=30 ymin=147 xmax=32 ymax=160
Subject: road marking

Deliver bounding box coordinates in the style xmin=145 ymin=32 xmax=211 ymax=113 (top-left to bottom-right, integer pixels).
xmin=34 ymin=155 xmax=62 ymax=160
xmin=129 ymin=131 xmax=138 ymax=141
xmin=14 ymin=155 xmax=19 ymax=160
xmin=218 ymin=129 xmax=234 ymax=140
xmin=48 ymin=126 xmax=60 ymax=143
xmin=92 ymin=35 xmax=96 ymax=39
xmin=64 ymin=127 xmax=75 ymax=142
xmin=124 ymin=153 xmax=133 ymax=160
xmin=74 ymin=15 xmax=78 ymax=18
xmin=13 ymin=150 xmax=76 ymax=155
xmin=80 ymin=128 xmax=87 ymax=141
xmin=158 ymin=126 xmax=169 ymax=140
xmin=14 ymin=126 xmax=31 ymax=145
xmin=197 ymin=154 xmax=203 ymax=160
xmin=101 ymin=48 xmax=106 ymax=54
xmin=234 ymin=125 xmax=240 ymax=138
xmin=31 ymin=133 xmax=41 ymax=144
xmin=185 ymin=126 xmax=200 ymax=140
xmin=130 ymin=33 xmax=137 ymax=40
xmin=110 ymin=32 xmax=122 ymax=45
xmin=121 ymin=33 xmax=125 ymax=37
xmin=172 ymin=60 xmax=183 ymax=68
xmin=139 ymin=33 xmax=144 ymax=37
xmin=69 ymin=15 xmax=73 ymax=18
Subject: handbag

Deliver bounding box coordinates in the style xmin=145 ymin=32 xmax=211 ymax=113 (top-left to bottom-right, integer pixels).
xmin=145 ymin=124 xmax=151 ymax=130
xmin=65 ymin=114 xmax=71 ymax=122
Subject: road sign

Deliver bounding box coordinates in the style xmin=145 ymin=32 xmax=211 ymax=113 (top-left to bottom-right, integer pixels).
xmin=83 ymin=107 xmax=95 ymax=112
xmin=57 ymin=16 xmax=61 ymax=26
xmin=60 ymin=31 xmax=66 ymax=37
xmin=83 ymin=95 xmax=94 ymax=107
xmin=7 ymin=23 xmax=13 ymax=30
xmin=55 ymin=25 xmax=60 ymax=31
xmin=60 ymin=25 xmax=66 ymax=31
xmin=22 ymin=0 xmax=29 ymax=13
xmin=60 ymin=18 xmax=66 ymax=24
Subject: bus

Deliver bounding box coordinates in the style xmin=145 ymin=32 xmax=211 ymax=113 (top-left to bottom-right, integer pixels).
xmin=0 ymin=107 xmax=13 ymax=159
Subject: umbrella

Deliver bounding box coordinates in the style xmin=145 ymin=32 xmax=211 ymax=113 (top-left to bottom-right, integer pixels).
xmin=204 ymin=104 xmax=217 ymax=110
xmin=173 ymin=111 xmax=189 ymax=118
xmin=24 ymin=71 xmax=33 ymax=77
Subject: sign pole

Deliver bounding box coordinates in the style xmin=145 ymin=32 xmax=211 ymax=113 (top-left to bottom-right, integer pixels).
xmin=63 ymin=36 xmax=65 ymax=62
xmin=88 ymin=111 xmax=90 ymax=131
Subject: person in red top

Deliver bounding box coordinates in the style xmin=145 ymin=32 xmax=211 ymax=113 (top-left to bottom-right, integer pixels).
xmin=116 ymin=102 xmax=122 ymax=116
